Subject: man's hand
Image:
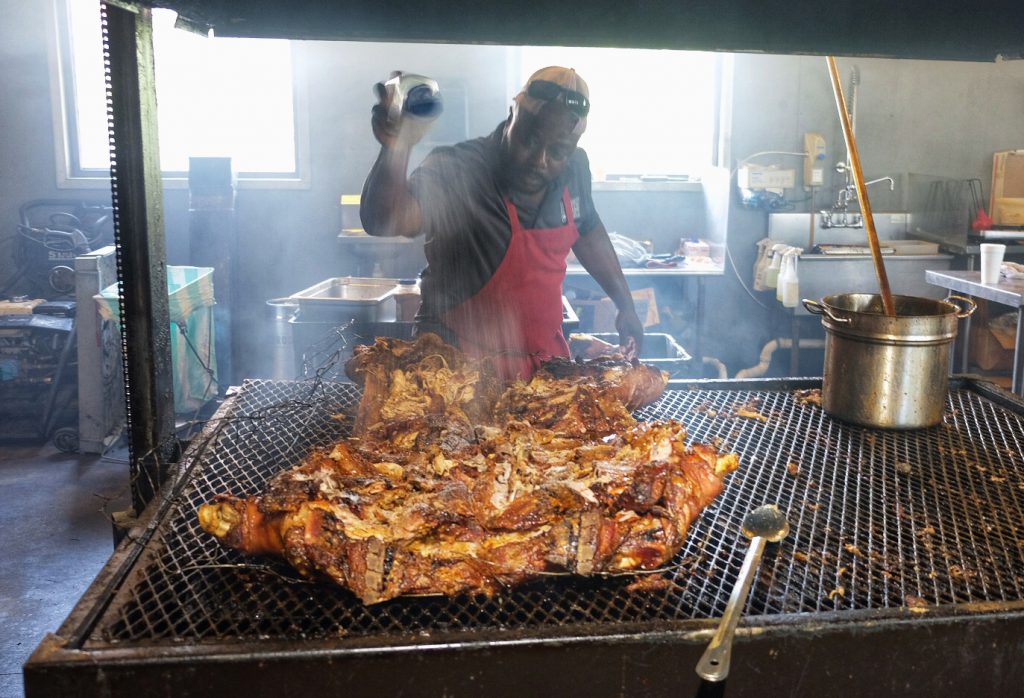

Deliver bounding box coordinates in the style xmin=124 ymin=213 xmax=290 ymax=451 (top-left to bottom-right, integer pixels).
xmin=615 ymin=308 xmax=644 ymax=360
xmin=361 ymin=72 xmax=425 ymax=238
xmin=371 ymin=72 xmax=434 ymax=150
xmin=574 ymin=221 xmax=644 ymax=360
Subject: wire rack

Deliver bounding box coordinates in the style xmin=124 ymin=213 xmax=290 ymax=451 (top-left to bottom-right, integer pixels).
xmin=86 ymin=379 xmax=1024 ymax=647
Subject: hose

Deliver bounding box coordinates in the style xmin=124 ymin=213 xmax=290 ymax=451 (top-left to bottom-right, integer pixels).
xmin=734 ymin=338 xmax=825 ymax=379
xmin=702 ymin=356 xmax=729 ymax=380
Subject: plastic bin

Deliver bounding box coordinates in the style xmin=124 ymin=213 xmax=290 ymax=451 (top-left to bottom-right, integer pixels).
xmin=96 ymin=266 xmax=218 ymax=414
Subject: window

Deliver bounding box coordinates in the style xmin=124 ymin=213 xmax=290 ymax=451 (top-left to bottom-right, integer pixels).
xmin=519 ymin=47 xmax=719 ymax=180
xmin=54 ymin=0 xmax=303 ymax=184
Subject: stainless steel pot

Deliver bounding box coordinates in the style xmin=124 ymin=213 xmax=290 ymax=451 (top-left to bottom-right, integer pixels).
xmin=803 ymin=293 xmax=976 ymax=429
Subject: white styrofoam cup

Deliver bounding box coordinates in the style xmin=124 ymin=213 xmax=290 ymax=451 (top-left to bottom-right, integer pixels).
xmin=980 ymin=243 xmax=1006 ymax=284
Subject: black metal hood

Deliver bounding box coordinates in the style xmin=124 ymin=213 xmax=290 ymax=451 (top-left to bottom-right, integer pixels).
xmin=145 ymin=0 xmax=1024 ymax=61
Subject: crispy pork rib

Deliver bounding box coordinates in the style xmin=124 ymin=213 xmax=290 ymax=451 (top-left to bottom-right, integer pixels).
xmin=199 ymin=422 xmax=738 ymax=603
xmin=345 ymin=334 xmax=666 ymax=436
xmin=533 ymin=355 xmax=669 ymax=412
xmin=199 ymin=335 xmax=738 ymax=604
xmin=344 ymin=333 xmax=504 ymax=436
xmin=496 ymin=356 xmax=666 ymax=438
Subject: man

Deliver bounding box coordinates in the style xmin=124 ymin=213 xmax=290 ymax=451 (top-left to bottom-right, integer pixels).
xmin=361 ymin=66 xmax=643 ymax=380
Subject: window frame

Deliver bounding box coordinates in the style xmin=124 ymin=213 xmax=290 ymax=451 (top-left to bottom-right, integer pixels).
xmin=514 ymin=46 xmax=729 ymax=188
xmin=47 ymin=0 xmax=311 ymax=190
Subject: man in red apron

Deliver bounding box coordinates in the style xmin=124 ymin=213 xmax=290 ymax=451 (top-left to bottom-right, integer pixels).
xmin=362 ymin=67 xmax=643 ymax=381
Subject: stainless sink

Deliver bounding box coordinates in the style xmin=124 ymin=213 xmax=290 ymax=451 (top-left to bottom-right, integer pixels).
xmin=768 ymin=212 xmax=912 ymax=247
xmin=767 ymin=213 xmax=954 ymax=314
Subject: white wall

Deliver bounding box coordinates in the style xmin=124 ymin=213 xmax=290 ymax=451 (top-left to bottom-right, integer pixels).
xmin=708 ymin=54 xmax=1024 ymax=372
xmin=3 ymin=0 xmax=1024 ymax=375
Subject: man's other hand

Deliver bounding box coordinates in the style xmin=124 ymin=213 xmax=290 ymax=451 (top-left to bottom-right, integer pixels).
xmin=615 ymin=309 xmax=644 ymax=360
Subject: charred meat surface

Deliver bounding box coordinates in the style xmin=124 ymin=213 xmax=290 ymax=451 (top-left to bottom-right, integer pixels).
xmin=200 ymin=334 xmax=738 ymax=604
xmin=345 ymin=333 xmax=504 ymax=436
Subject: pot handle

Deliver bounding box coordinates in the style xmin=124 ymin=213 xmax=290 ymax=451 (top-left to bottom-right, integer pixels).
xmin=802 ymin=298 xmax=852 ymax=324
xmin=946 ymin=295 xmax=977 ymax=319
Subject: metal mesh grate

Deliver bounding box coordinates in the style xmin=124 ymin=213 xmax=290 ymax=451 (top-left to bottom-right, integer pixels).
xmin=87 ymin=380 xmax=1024 ymax=646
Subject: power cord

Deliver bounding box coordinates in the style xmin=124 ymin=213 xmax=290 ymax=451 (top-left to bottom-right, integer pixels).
xmin=725 ymin=243 xmax=772 ymax=311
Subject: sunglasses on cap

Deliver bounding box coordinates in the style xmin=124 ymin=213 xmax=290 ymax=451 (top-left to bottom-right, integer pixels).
xmin=527 ymin=79 xmax=590 ymax=118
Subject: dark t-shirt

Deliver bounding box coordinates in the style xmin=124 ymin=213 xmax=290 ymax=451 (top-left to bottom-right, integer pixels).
xmin=408 ymin=121 xmax=599 ymax=334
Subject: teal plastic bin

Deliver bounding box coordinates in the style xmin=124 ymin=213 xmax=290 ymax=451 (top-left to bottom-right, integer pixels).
xmin=96 ymin=266 xmax=218 ymax=414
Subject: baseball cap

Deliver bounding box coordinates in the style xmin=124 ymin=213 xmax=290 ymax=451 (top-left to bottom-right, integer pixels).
xmin=515 ymin=66 xmax=589 ymax=136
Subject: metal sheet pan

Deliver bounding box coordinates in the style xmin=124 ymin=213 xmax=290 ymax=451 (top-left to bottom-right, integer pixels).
xmin=288 ymin=277 xmax=401 ymax=323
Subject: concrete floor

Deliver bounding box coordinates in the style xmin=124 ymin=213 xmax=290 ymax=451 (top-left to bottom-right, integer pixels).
xmin=0 ymin=442 xmax=129 ymax=698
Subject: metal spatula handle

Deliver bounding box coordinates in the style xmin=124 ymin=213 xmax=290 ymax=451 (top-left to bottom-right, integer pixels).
xmin=695 ymin=536 xmax=767 ymax=682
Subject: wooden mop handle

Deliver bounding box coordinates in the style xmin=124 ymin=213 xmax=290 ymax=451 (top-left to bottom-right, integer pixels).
xmin=826 ymin=56 xmax=896 ymax=317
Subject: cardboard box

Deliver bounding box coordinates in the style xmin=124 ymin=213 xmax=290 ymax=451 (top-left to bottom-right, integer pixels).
xmin=990 ymin=150 xmax=1024 ymax=226
xmin=970 ymin=321 xmax=1015 ymax=372
xmin=573 ymin=288 xmax=659 ymax=334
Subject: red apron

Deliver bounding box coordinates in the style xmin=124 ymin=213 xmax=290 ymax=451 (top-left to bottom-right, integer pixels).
xmin=441 ymin=187 xmax=579 ymax=381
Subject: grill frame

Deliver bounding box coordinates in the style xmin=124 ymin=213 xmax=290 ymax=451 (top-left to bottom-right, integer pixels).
xmin=25 ymin=377 xmax=1024 ymax=697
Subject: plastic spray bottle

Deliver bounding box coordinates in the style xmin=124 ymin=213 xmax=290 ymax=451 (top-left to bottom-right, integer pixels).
xmin=776 ymin=248 xmax=790 ymax=302
xmin=781 ymin=250 xmax=801 ymax=308
xmin=765 ymin=244 xmax=787 ymax=289
xmin=753 ymin=239 xmax=772 ymax=291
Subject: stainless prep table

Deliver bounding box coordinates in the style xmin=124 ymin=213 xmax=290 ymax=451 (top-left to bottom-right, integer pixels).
xmin=926 ymin=269 xmax=1024 ymax=396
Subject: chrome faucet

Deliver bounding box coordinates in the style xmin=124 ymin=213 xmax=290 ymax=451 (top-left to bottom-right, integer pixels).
xmin=865 ymin=176 xmax=896 ymax=190
xmin=835 ymin=176 xmax=896 ymax=209
xmin=819 ymin=208 xmax=863 ymax=229
xmin=837 ymin=186 xmax=854 ymax=210
xmin=822 ymin=176 xmax=896 ymax=228
xmin=819 ymin=67 xmax=898 ymax=230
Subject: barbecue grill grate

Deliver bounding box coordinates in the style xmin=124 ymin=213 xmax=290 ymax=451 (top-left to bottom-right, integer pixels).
xmin=87 ymin=380 xmax=1024 ymax=646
